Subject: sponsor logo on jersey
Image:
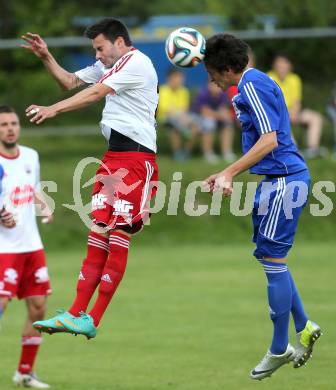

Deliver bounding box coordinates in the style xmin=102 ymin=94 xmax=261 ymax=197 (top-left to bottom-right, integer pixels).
xmin=112 ymin=199 xmax=134 ymax=215
xmin=4 ymin=268 xmax=18 ymax=285
xmin=91 ymin=194 xmax=107 ymax=211
xmin=35 ymin=267 xmax=49 ymax=283
xmin=78 ymin=271 xmax=85 ymax=281
xmin=10 ymin=184 xmax=34 ymax=206
xmin=24 ymin=164 xmax=32 ymax=174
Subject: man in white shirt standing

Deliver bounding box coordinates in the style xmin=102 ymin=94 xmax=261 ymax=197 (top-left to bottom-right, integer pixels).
xmin=22 ymin=18 xmax=159 ymax=339
xmin=0 ymin=105 xmax=53 ymax=388
xmin=0 ymin=162 xmax=4 ymax=207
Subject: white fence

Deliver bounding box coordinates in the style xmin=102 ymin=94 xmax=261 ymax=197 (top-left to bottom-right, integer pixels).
xmin=1 ymin=27 xmax=336 ymax=49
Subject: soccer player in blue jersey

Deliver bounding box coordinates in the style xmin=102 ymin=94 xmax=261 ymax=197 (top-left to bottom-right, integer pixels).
xmin=203 ymin=34 xmax=322 ymax=380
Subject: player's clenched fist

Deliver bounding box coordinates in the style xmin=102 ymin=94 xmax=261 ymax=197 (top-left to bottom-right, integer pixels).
xmin=203 ymin=170 xmax=233 ymax=197
xmin=0 ymin=207 xmax=16 ymax=228
xmin=21 ymin=32 xmax=49 ymax=59
xmin=26 ymin=105 xmax=57 ymax=125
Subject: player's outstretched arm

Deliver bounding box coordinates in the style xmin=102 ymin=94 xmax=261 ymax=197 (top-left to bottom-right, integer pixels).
xmin=203 ymin=132 xmax=278 ymax=196
xmin=21 ymin=32 xmax=85 ymax=91
xmin=26 ymin=83 xmax=113 ymax=125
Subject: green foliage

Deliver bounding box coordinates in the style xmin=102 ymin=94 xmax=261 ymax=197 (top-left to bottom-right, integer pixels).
xmin=2 ymin=0 xmax=336 ymax=39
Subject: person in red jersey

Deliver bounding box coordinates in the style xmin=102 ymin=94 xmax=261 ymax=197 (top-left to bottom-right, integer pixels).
xmin=22 ymin=18 xmax=159 ymax=339
xmin=0 ymin=105 xmax=53 ymax=389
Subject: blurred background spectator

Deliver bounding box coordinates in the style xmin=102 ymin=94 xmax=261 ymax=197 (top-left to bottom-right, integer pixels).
xmin=268 ymin=54 xmax=326 ymax=159
xmin=192 ymin=80 xmax=235 ymax=163
xmin=158 ymin=68 xmax=198 ymax=161
xmin=326 ymin=82 xmax=336 ymax=157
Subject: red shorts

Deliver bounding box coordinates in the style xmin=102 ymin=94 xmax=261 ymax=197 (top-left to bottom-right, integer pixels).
xmin=0 ymin=249 xmax=52 ymax=300
xmin=91 ymin=151 xmax=159 ymax=233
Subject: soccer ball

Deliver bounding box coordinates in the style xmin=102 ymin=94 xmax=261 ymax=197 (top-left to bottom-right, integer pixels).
xmin=165 ymin=27 xmax=206 ymax=68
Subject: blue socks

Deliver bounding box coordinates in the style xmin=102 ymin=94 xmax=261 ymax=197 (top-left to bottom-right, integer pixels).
xmin=261 ymin=260 xmax=292 ymax=355
xmin=288 ymin=271 xmax=308 ymax=333
xmin=261 ymin=260 xmax=309 ymax=355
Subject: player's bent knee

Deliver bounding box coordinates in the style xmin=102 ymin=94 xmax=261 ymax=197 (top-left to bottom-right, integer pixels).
xmin=0 ymin=297 xmax=10 ymax=312
xmin=27 ymin=297 xmax=47 ymax=319
xmin=91 ymin=224 xmax=109 ymax=238
xmin=113 ymin=219 xmax=144 ymax=236
xmin=113 ymin=227 xmax=132 ymax=238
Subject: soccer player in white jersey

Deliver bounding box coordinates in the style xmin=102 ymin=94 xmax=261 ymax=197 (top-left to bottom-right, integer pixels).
xmin=0 ymin=105 xmax=53 ymax=388
xmin=0 ymin=162 xmax=4 ymax=207
xmin=22 ymin=18 xmax=159 ymax=339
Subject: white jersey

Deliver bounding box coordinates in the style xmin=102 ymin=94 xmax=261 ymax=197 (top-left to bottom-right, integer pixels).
xmin=75 ymin=48 xmax=159 ymax=152
xmin=0 ymin=163 xmax=4 ymax=209
xmin=0 ymin=146 xmax=43 ymax=253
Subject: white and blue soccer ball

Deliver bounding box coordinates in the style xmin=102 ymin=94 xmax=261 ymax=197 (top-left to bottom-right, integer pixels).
xmin=165 ymin=27 xmax=206 ymax=68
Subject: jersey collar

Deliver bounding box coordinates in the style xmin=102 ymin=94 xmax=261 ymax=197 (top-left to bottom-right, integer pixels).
xmin=0 ymin=147 xmax=20 ymax=159
xmin=238 ymin=67 xmax=254 ymax=88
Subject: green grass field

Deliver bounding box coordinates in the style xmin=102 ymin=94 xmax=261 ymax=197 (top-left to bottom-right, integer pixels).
xmin=1 ymin=134 xmax=333 ymax=389
xmin=1 ymin=243 xmax=335 ymax=390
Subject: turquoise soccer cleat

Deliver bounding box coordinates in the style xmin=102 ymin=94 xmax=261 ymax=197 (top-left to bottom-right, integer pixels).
xmin=59 ymin=312 xmax=97 ymax=339
xmin=33 ymin=310 xmax=75 ymax=335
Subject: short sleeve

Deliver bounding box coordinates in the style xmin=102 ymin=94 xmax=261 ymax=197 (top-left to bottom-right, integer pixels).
xmin=75 ymin=61 xmax=105 ymax=84
xmin=178 ymin=88 xmax=190 ymax=111
xmin=241 ymin=81 xmax=280 ymax=135
xmin=99 ymin=53 xmax=143 ymax=93
xmin=192 ymin=90 xmax=208 ymax=112
xmin=219 ymin=92 xmax=229 ymax=106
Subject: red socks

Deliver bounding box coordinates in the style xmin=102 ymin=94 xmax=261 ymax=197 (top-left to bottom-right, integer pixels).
xmin=18 ymin=336 xmax=42 ymax=374
xmin=69 ymin=232 xmax=109 ymax=316
xmin=89 ymin=232 xmax=130 ymax=327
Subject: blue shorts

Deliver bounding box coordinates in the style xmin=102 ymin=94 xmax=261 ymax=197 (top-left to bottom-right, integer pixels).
xmin=252 ymin=169 xmax=310 ymax=259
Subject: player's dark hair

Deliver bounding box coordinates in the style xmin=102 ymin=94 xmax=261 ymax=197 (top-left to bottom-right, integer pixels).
xmin=204 ymin=34 xmax=249 ymax=73
xmin=85 ymin=18 xmax=132 ymax=46
xmin=0 ymin=105 xmax=16 ymax=115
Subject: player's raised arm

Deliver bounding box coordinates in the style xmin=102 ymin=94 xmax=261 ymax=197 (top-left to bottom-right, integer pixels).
xmin=26 ymin=83 xmax=113 ymax=124
xmin=21 ymin=32 xmax=85 ymax=91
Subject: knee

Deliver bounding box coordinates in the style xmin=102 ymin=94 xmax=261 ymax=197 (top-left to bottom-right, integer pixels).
xmin=90 ymin=225 xmax=109 ymax=238
xmin=0 ymin=297 xmax=10 ymax=313
xmin=309 ymin=111 xmax=323 ymax=127
xmin=28 ymin=298 xmax=47 ymax=321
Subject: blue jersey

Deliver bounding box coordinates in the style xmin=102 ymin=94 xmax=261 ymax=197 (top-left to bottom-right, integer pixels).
xmin=232 ymin=68 xmax=307 ymax=175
